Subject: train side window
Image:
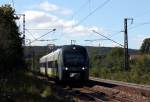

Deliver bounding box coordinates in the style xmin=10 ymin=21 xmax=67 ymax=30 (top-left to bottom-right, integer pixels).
xmin=43 ymin=63 xmax=44 ymax=67
xmin=40 ymin=63 xmax=42 ymax=67
xmin=52 ymin=61 xmax=55 ymax=68
xmin=55 ymin=61 xmax=58 ymax=68
xmin=43 ymin=63 xmax=46 ymax=67
xmin=41 ymin=63 xmax=44 ymax=67
xmin=47 ymin=61 xmax=58 ymax=68
xmin=48 ymin=61 xmax=51 ymax=68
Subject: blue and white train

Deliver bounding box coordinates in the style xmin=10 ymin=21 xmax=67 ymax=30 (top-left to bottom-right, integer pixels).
xmin=39 ymin=45 xmax=89 ymax=81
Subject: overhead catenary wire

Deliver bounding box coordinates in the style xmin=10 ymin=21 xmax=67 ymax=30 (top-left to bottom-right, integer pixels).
xmin=85 ymin=38 xmax=107 ymax=42
xmin=25 ymin=29 xmax=36 ymax=40
xmin=92 ymin=30 xmax=124 ymax=47
xmin=71 ymin=0 xmax=90 ymax=19
xmin=109 ymin=31 xmax=123 ymax=38
xmin=74 ymin=0 xmax=111 ymax=27
xmin=36 ymin=39 xmax=57 ymax=42
xmin=128 ymin=22 xmax=150 ymax=30
xmin=133 ymin=9 xmax=150 ymax=19
xmin=29 ymin=29 xmax=56 ymax=45
xmin=26 ymin=28 xmax=54 ymax=30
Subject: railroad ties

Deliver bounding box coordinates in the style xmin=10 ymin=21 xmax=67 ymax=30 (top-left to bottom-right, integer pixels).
xmin=33 ymin=72 xmax=150 ymax=102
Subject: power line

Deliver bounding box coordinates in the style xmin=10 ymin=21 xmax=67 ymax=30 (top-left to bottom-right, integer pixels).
xmin=74 ymin=0 xmax=111 ymax=26
xmin=92 ymin=30 xmax=124 ymax=47
xmin=128 ymin=22 xmax=150 ymax=30
xmin=26 ymin=28 xmax=56 ymax=41
xmin=71 ymin=0 xmax=89 ymax=19
xmin=25 ymin=29 xmax=36 ymax=40
xmin=29 ymin=29 xmax=56 ymax=45
xmin=133 ymin=9 xmax=150 ymax=19
xmin=36 ymin=39 xmax=57 ymax=42
xmin=85 ymin=38 xmax=107 ymax=42
xmin=26 ymin=28 xmax=54 ymax=30
xmin=109 ymin=31 xmax=122 ymax=38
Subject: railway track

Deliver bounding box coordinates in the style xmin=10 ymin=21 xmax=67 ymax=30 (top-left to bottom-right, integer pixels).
xmin=68 ymin=85 xmax=136 ymax=102
xmin=90 ymin=77 xmax=150 ymax=100
xmin=32 ymin=72 xmax=150 ymax=102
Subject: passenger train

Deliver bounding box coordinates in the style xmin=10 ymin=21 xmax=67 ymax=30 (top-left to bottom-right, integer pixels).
xmin=39 ymin=45 xmax=89 ymax=81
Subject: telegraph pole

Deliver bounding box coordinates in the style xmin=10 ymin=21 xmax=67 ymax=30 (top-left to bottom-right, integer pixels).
xmin=124 ymin=18 xmax=129 ymax=70
xmin=23 ymin=14 xmax=25 ymax=46
xmin=15 ymin=14 xmax=26 ymax=45
xmin=124 ymin=18 xmax=133 ymax=70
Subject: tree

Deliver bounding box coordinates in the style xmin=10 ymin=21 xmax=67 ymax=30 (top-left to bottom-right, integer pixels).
xmin=105 ymin=47 xmax=124 ymax=71
xmin=140 ymin=38 xmax=150 ymax=54
xmin=0 ymin=5 xmax=24 ymax=74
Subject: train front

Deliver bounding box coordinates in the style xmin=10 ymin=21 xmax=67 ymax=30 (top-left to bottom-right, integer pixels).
xmin=62 ymin=45 xmax=89 ymax=81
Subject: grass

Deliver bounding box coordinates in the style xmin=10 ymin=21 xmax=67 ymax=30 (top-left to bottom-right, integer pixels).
xmin=90 ymin=68 xmax=150 ymax=85
xmin=0 ymin=70 xmax=73 ymax=102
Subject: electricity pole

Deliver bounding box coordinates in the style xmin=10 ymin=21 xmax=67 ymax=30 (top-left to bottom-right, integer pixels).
xmin=23 ymin=14 xmax=25 ymax=46
xmin=15 ymin=14 xmax=25 ymax=45
xmin=124 ymin=18 xmax=133 ymax=70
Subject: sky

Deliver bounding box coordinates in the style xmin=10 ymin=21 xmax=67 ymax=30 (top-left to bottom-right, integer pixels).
xmin=0 ymin=0 xmax=150 ymax=49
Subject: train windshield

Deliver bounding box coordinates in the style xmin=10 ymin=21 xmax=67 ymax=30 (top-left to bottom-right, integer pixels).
xmin=64 ymin=52 xmax=86 ymax=67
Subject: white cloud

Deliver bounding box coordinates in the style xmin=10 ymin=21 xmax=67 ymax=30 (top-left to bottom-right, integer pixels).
xmin=25 ymin=10 xmax=57 ymax=23
xmin=38 ymin=1 xmax=59 ymax=12
xmin=59 ymin=9 xmax=73 ymax=15
xmin=24 ymin=0 xmax=107 ymax=46
xmin=37 ymin=1 xmax=73 ymax=16
xmin=24 ymin=10 xmax=103 ymax=37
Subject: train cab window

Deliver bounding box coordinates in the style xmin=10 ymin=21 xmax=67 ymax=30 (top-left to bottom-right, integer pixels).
xmin=64 ymin=52 xmax=86 ymax=67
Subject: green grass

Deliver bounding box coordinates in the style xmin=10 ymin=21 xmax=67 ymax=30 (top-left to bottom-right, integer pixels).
xmin=90 ymin=67 xmax=150 ymax=85
xmin=0 ymin=70 xmax=73 ymax=102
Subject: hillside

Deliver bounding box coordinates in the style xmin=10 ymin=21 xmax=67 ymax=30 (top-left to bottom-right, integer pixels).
xmin=24 ymin=45 xmax=139 ymax=59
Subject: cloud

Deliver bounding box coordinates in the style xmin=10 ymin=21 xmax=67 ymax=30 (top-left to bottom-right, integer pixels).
xmin=23 ymin=0 xmax=106 ymax=46
xmin=38 ymin=1 xmax=59 ymax=12
xmin=24 ymin=10 xmax=103 ymax=37
xmin=37 ymin=1 xmax=73 ymax=16
xmin=25 ymin=10 xmax=58 ymax=23
xmin=59 ymin=9 xmax=73 ymax=15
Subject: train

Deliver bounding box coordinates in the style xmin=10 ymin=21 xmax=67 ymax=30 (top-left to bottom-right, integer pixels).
xmin=39 ymin=45 xmax=89 ymax=81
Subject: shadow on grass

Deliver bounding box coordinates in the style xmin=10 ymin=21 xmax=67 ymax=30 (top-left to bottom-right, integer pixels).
xmin=0 ymin=70 xmax=73 ymax=102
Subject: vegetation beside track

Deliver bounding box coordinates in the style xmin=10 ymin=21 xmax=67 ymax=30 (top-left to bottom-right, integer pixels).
xmin=0 ymin=70 xmax=73 ymax=102
xmin=90 ymin=46 xmax=150 ymax=85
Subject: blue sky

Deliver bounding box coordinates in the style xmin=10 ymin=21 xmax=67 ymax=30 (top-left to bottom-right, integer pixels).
xmin=0 ymin=0 xmax=150 ymax=49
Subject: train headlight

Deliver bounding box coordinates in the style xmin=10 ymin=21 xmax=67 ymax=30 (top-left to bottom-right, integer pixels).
xmin=65 ymin=67 xmax=68 ymax=70
xmin=82 ymin=67 xmax=85 ymax=70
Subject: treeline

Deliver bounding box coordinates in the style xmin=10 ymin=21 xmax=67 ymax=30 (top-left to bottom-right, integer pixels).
xmin=0 ymin=5 xmax=24 ymax=76
xmin=90 ymin=38 xmax=150 ymax=85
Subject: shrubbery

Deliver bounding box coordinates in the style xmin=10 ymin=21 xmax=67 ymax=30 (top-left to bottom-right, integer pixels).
xmin=90 ymin=47 xmax=150 ymax=85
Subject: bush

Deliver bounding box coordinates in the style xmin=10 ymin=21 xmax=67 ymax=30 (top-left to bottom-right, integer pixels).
xmin=90 ymin=47 xmax=150 ymax=85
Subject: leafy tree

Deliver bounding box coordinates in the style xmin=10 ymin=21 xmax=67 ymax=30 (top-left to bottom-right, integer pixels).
xmin=0 ymin=5 xmax=24 ymax=74
xmin=140 ymin=38 xmax=150 ymax=54
xmin=104 ymin=47 xmax=124 ymax=71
